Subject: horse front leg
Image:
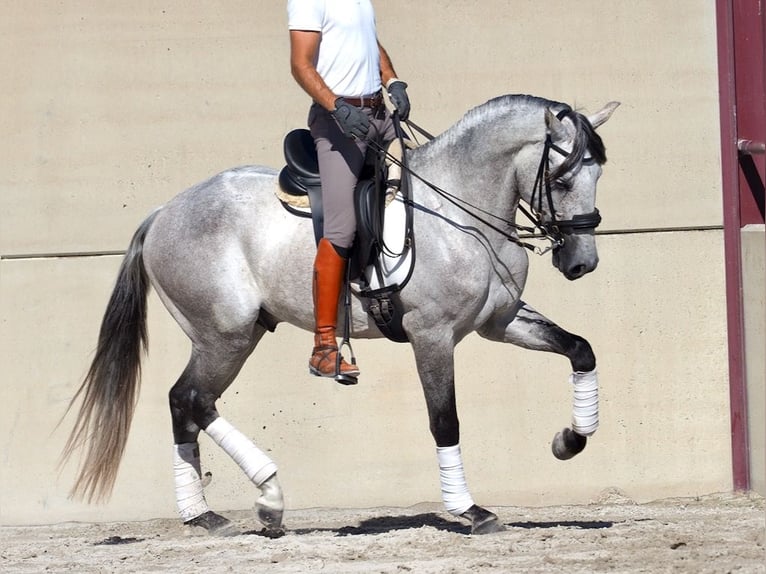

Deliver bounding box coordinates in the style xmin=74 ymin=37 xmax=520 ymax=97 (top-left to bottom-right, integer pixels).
xmin=410 ymin=333 xmax=506 ymax=535
xmin=478 ymin=300 xmax=599 ymax=460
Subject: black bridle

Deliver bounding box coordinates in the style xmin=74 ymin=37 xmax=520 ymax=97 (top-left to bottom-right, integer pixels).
xmin=519 ymin=111 xmax=603 ymax=250
xmin=370 ymin=111 xmax=602 ymax=255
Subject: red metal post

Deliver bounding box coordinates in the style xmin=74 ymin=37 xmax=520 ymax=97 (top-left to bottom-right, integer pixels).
xmin=716 ymin=0 xmax=751 ymax=491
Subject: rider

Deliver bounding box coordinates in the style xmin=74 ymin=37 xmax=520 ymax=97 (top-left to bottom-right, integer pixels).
xmin=287 ymin=0 xmax=411 ymax=381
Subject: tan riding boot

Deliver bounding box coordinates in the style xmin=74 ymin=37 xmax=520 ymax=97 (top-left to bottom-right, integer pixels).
xmin=309 ymin=238 xmax=360 ymax=379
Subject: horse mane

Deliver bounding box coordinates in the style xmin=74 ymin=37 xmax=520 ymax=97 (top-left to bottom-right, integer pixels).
xmin=552 ymin=106 xmax=607 ymax=179
xmin=430 ymin=94 xmax=607 ymax=178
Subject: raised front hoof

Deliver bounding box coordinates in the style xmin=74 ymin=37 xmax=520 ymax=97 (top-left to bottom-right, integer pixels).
xmin=551 ymin=427 xmax=587 ymax=460
xmin=461 ymin=505 xmax=506 ymax=535
xmin=185 ymin=511 xmax=240 ymax=537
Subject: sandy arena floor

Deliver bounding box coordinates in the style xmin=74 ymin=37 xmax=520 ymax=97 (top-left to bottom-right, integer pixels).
xmin=1 ymin=491 xmax=763 ymax=573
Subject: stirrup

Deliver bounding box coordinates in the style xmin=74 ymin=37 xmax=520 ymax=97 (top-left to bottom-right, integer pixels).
xmin=309 ymin=345 xmax=359 ymax=385
xmin=335 ymin=339 xmax=358 ymax=385
xmin=334 ymin=372 xmax=358 ymax=385
xmin=334 ymin=257 xmax=359 ymax=385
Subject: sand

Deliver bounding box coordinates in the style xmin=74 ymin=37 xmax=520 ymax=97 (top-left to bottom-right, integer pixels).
xmin=2 ymin=491 xmax=763 ymax=573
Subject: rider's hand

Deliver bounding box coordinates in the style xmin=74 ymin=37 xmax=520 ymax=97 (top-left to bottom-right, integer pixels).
xmin=387 ymin=80 xmax=410 ymax=120
xmin=332 ymin=98 xmax=370 ymax=140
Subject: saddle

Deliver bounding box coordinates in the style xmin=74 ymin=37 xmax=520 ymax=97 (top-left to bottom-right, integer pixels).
xmin=277 ymin=129 xmax=412 ymax=343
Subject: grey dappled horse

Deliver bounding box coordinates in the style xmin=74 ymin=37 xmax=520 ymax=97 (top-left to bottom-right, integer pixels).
xmin=63 ymin=94 xmax=619 ymax=535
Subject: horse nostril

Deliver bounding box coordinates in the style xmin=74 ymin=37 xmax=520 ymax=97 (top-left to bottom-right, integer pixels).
xmin=568 ymin=264 xmax=587 ymax=279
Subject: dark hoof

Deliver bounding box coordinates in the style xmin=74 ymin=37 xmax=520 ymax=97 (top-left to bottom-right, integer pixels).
xmin=259 ymin=526 xmax=286 ymax=539
xmin=552 ymin=427 xmax=587 ymax=460
xmin=461 ymin=505 xmax=506 ymax=535
xmin=257 ymin=506 xmax=284 ymax=531
xmin=185 ymin=511 xmax=240 ymax=537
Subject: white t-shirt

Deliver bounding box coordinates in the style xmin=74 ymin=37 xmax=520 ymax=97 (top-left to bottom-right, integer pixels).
xmin=287 ymin=0 xmax=381 ymax=97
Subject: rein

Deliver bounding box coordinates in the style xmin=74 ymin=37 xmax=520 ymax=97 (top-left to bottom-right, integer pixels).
xmin=369 ymin=110 xmax=601 ymax=255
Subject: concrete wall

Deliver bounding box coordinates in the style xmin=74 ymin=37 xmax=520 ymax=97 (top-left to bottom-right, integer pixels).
xmin=1 ymin=1 xmax=735 ymax=525
xmin=742 ymin=225 xmax=765 ymax=496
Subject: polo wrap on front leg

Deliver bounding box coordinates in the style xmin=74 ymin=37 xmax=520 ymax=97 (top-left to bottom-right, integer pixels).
xmin=436 ymin=444 xmax=475 ymax=516
xmin=571 ymin=369 xmax=599 ymax=436
xmin=205 ymin=417 xmax=278 ymax=487
xmin=173 ymin=442 xmax=210 ymax=521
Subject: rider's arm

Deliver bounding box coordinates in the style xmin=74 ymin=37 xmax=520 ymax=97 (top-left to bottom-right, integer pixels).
xmin=289 ymin=30 xmax=337 ymax=111
xmin=378 ymin=41 xmax=399 ymax=87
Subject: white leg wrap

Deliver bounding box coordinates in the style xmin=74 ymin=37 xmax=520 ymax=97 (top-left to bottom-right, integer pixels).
xmin=437 ymin=444 xmax=475 ymax=516
xmin=173 ymin=443 xmax=210 ymax=521
xmin=571 ymin=369 xmax=599 ymax=436
xmin=205 ymin=417 xmax=278 ymax=487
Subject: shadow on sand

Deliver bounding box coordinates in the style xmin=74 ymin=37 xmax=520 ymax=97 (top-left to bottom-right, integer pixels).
xmin=245 ymin=513 xmax=615 ymax=537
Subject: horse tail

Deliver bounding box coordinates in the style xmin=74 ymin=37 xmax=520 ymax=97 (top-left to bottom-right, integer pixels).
xmin=61 ymin=209 xmax=160 ymax=503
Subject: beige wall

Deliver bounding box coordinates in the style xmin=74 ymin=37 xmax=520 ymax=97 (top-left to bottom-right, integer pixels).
xmin=742 ymin=225 xmax=765 ymax=496
xmin=1 ymin=1 xmax=738 ymax=525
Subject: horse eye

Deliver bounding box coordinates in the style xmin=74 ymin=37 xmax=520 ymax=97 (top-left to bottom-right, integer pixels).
xmin=555 ymin=178 xmax=572 ymax=191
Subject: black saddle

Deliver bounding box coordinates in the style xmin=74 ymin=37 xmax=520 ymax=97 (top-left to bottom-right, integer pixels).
xmin=277 ymin=128 xmax=411 ymax=343
xmin=278 ymin=129 xmax=324 ymax=240
xmin=279 ymin=129 xmax=389 ymax=269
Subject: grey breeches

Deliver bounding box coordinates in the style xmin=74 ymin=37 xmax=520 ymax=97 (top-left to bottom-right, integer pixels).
xmin=308 ymin=103 xmax=397 ymax=250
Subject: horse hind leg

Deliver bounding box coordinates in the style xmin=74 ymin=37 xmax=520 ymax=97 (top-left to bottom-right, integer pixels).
xmin=168 ymin=327 xmax=284 ymax=536
xmin=478 ymin=300 xmax=598 ymax=461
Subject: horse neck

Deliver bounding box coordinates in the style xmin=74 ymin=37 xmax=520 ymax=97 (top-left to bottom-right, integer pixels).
xmin=409 ymin=101 xmax=547 ymax=220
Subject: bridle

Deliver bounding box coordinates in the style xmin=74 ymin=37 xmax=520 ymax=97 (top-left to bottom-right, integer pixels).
xmin=519 ymin=108 xmax=603 ymax=252
xmin=369 ymin=109 xmax=603 ymax=255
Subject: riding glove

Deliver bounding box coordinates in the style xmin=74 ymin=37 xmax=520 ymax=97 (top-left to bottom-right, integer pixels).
xmin=332 ymin=98 xmax=370 ymax=140
xmin=387 ymin=80 xmax=410 ymax=120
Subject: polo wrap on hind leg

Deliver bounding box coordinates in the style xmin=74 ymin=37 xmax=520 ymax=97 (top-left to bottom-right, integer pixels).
xmin=571 ymin=369 xmax=599 ymax=436
xmin=437 ymin=444 xmax=475 ymax=516
xmin=173 ymin=442 xmax=210 ymax=521
xmin=205 ymin=417 xmax=278 ymax=486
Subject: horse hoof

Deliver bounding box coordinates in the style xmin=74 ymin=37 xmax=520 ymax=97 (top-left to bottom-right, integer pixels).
xmin=256 ymin=473 xmax=285 ymax=531
xmin=551 ymin=427 xmax=587 ymax=460
xmin=258 ymin=526 xmax=286 ymax=539
xmin=461 ymin=505 xmax=506 ymax=535
xmin=256 ymin=505 xmax=284 ymax=531
xmin=185 ymin=511 xmax=240 ymax=537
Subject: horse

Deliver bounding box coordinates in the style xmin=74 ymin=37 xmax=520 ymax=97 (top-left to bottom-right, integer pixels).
xmin=62 ymin=94 xmax=619 ymax=536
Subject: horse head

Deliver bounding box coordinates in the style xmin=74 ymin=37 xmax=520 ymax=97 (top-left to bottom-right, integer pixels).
xmin=530 ymin=101 xmax=620 ymax=280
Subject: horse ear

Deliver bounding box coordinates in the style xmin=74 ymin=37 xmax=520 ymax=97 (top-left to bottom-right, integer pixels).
xmin=588 ymin=101 xmax=620 ymax=129
xmin=545 ymin=108 xmax=570 ymax=141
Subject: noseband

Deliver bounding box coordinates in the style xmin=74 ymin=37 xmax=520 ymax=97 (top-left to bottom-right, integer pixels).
xmin=524 ymin=109 xmax=602 ymax=248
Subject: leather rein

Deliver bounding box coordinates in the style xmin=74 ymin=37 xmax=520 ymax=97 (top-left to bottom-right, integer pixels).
xmin=373 ymin=109 xmax=602 ymax=255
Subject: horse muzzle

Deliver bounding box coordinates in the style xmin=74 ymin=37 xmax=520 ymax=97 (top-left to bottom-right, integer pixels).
xmin=549 ymin=210 xmax=601 ymax=280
